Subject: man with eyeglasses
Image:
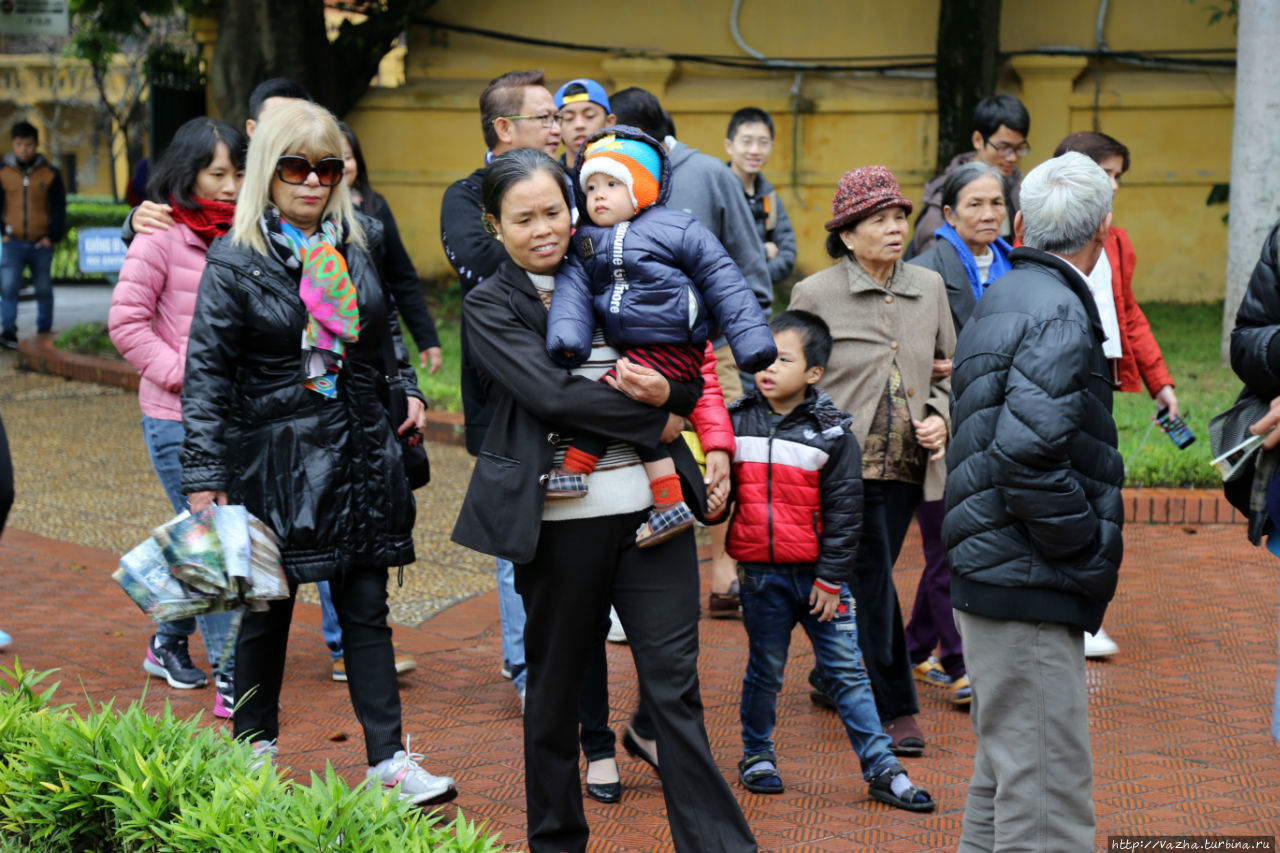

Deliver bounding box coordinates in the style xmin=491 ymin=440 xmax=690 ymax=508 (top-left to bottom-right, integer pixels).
xmin=439 ymin=69 xmax=563 ymax=713
xmin=909 ymin=94 xmax=1031 ymax=257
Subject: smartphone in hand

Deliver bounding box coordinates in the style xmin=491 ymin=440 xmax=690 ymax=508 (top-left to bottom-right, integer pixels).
xmin=1157 ymin=407 xmax=1196 ymax=449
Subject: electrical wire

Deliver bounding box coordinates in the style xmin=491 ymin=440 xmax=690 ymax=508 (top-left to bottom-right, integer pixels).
xmin=414 ymin=17 xmax=1236 ymax=74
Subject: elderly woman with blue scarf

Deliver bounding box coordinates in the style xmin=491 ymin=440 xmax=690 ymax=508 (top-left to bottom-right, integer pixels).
xmin=903 ymin=161 xmax=1012 ymax=708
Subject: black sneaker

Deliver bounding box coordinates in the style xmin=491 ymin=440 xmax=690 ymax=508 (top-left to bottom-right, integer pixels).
xmin=0 ymin=334 xmax=17 ymax=351
xmin=143 ymin=634 xmax=208 ymax=689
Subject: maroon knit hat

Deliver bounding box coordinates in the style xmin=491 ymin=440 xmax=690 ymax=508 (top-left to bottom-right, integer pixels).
xmin=824 ymin=166 xmax=914 ymax=232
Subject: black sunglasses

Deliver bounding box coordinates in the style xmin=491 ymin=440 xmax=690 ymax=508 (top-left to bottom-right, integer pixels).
xmin=275 ymin=155 xmax=345 ymax=187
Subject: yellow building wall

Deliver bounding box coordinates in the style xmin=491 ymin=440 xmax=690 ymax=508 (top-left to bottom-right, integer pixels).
xmin=346 ymin=0 xmax=1236 ymax=303
xmin=0 ymin=55 xmax=143 ymax=198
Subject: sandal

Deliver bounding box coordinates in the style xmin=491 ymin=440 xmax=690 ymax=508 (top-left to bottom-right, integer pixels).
xmin=737 ymin=753 xmax=784 ymax=795
xmin=868 ymin=764 xmax=936 ymax=813
xmin=635 ymin=502 xmax=695 ymax=548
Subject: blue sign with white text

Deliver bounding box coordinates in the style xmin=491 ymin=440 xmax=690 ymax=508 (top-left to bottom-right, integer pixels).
xmin=77 ymin=228 xmax=128 ymax=273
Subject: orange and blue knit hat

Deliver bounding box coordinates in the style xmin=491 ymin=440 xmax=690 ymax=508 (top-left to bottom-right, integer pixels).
xmin=578 ymin=133 xmax=662 ymax=214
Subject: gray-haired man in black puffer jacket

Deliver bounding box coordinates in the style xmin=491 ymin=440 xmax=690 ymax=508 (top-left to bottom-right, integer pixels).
xmin=943 ymin=151 xmax=1124 ymax=851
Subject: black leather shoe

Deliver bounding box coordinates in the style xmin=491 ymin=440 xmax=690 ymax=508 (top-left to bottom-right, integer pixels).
xmin=621 ymin=726 xmax=658 ymax=771
xmin=585 ymin=780 xmax=622 ymax=803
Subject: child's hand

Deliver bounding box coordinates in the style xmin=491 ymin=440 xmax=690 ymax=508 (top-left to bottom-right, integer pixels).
xmin=704 ymin=449 xmax=731 ymax=516
xmin=809 ymin=585 xmax=841 ymax=622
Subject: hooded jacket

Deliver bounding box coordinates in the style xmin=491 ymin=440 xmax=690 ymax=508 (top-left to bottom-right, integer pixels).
xmin=726 ymin=387 xmax=862 ymax=591
xmin=0 ymin=152 xmax=66 ymax=243
xmin=943 ymin=247 xmax=1124 ymax=634
xmin=547 ymin=126 xmax=776 ymax=376
xmin=740 ymin=170 xmax=797 ymax=284
xmin=180 ymin=215 xmax=422 ymax=582
xmin=666 ymin=140 xmax=773 ymax=311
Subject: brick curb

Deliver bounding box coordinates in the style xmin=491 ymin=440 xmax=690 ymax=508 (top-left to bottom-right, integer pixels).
xmin=15 ymin=333 xmax=468 ymax=446
xmin=12 ymin=336 xmax=1240 ymax=525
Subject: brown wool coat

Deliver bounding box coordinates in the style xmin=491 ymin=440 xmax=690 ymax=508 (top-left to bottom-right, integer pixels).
xmin=789 ymin=255 xmax=956 ymax=501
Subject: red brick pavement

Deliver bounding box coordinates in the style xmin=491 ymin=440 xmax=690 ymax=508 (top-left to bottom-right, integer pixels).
xmin=3 ymin=522 xmax=1279 ymax=851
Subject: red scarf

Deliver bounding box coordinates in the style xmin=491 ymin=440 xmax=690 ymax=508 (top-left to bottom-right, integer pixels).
xmin=170 ymin=196 xmax=236 ymax=246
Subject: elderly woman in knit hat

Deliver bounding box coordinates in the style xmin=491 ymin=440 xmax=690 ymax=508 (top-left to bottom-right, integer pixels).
xmin=789 ymin=165 xmax=956 ymax=758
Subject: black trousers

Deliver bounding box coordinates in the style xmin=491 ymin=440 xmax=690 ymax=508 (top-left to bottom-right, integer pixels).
xmin=579 ymin=615 xmax=616 ymax=762
xmin=234 ymin=566 xmax=402 ymax=765
xmin=852 ymin=479 xmax=922 ymax=721
xmin=517 ymin=512 xmax=757 ymax=853
xmin=0 ymin=415 xmax=11 ymax=532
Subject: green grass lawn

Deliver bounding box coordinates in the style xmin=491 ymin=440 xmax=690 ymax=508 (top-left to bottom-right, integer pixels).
xmin=407 ymin=317 xmax=462 ymax=413
xmin=411 ymin=299 xmax=1238 ymax=485
xmin=1113 ymin=301 xmax=1238 ymax=488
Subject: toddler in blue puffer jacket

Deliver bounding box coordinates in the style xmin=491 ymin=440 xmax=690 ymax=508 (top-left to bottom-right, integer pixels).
xmin=546 ymin=126 xmax=775 ymax=547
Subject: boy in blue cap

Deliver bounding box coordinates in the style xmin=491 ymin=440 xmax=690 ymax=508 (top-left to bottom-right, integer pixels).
xmin=554 ymin=78 xmax=616 ymax=167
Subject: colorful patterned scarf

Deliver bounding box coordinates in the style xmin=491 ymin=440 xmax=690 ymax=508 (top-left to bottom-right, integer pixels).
xmin=261 ymin=210 xmax=361 ymax=397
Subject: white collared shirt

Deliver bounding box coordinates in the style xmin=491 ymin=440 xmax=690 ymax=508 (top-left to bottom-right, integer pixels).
xmin=1084 ymin=247 xmax=1123 ymax=359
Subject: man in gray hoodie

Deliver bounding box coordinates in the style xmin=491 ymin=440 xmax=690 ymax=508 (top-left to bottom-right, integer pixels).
xmin=610 ymin=88 xmax=772 ymax=351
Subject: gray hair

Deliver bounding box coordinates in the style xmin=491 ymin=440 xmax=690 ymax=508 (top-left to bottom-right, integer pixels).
xmin=941 ymin=161 xmax=1005 ymax=210
xmin=1019 ymin=151 xmax=1112 ymax=254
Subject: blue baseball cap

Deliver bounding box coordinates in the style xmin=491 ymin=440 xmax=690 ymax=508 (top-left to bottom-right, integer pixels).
xmin=554 ymin=78 xmax=611 ymax=112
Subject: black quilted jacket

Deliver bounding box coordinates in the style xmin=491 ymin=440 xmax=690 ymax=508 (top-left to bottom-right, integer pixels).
xmin=180 ymin=215 xmax=423 ymax=582
xmin=942 ymin=247 xmax=1124 ymax=633
xmin=1231 ymin=221 xmax=1280 ymax=400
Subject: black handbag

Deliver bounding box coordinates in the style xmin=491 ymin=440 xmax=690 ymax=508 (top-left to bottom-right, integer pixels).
xmin=377 ymin=313 xmax=430 ymax=491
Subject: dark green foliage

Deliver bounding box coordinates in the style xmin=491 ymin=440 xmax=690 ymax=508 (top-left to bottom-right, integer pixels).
xmin=0 ymin=661 xmax=504 ymax=853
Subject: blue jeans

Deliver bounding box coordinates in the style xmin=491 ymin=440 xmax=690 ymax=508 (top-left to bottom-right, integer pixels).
xmin=141 ymin=416 xmax=236 ymax=675
xmin=0 ymin=238 xmax=54 ymax=337
xmin=739 ymin=564 xmax=897 ymax=780
xmin=317 ymin=580 xmax=342 ymax=660
xmin=497 ymin=557 xmax=527 ymax=693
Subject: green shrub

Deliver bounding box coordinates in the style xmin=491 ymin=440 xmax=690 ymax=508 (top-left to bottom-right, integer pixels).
xmin=0 ymin=661 xmax=505 ymax=853
xmin=54 ymin=321 xmax=121 ymax=358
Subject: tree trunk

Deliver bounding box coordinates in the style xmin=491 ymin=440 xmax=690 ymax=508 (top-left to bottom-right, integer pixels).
xmin=1222 ymin=0 xmax=1280 ymax=362
xmin=934 ymin=1 xmax=1001 ymax=174
xmin=207 ymin=0 xmax=433 ymax=125
xmin=208 ymin=0 xmax=332 ymax=128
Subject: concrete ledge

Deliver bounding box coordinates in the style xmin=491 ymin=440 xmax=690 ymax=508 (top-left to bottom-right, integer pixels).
xmin=15 ymin=332 xmax=468 ymax=447
xmin=12 ymin=335 xmax=1244 ymax=522
xmin=17 ymin=332 xmax=140 ymax=391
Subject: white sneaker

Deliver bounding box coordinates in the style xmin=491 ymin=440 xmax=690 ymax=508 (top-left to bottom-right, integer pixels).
xmin=1084 ymin=627 xmax=1119 ymax=658
xmin=607 ymin=606 xmax=627 ymax=644
xmin=247 ymin=739 xmax=278 ymax=773
xmin=369 ymin=739 xmax=457 ymax=806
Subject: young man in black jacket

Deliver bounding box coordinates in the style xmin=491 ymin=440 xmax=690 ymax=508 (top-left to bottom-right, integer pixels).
xmin=943 ymin=152 xmax=1124 ymax=850
xmin=438 ymin=69 xmax=563 ymax=710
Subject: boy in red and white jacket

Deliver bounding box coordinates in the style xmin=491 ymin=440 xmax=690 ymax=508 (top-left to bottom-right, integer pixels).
xmin=727 ymin=310 xmax=934 ymax=813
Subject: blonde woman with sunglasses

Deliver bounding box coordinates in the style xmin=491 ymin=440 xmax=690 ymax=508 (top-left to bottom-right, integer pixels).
xmin=179 ymin=100 xmax=456 ymax=805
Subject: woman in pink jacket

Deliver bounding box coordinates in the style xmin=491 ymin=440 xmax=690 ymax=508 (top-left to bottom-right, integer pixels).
xmin=108 ymin=117 xmax=245 ymax=718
